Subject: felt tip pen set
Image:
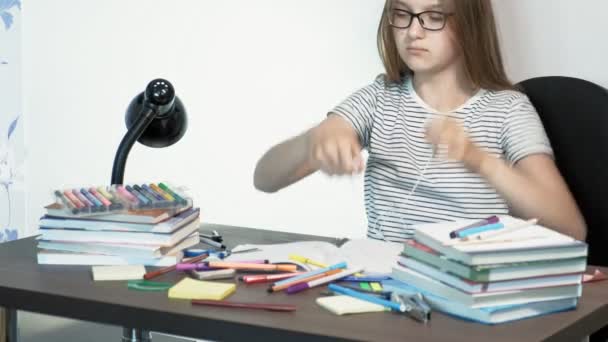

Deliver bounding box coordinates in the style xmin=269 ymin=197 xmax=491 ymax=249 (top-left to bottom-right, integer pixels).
xmin=52 ymin=182 xmax=192 ymax=216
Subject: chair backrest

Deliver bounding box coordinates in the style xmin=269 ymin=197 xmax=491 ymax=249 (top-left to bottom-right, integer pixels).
xmin=517 ymin=76 xmax=608 ymax=266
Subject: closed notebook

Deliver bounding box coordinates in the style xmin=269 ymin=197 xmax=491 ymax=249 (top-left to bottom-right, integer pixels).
xmin=39 ymin=208 xmax=200 ymax=233
xmin=403 ymin=240 xmax=587 ymax=282
xmin=382 ymin=280 xmax=578 ymax=325
xmin=168 ymin=278 xmax=236 ymax=300
xmin=413 ymin=215 xmax=587 ymax=265
xmin=92 ymin=265 xmax=146 ymax=281
xmin=316 ymin=295 xmax=387 ymax=315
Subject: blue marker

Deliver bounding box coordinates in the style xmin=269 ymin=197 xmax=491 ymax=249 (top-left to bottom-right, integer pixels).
xmin=328 ymin=284 xmax=405 ymax=312
xmin=134 ymin=184 xmax=162 ymax=208
xmin=79 ymin=189 xmax=103 ymax=212
xmin=141 ymin=184 xmax=170 ymax=207
xmin=125 ymin=185 xmax=151 ymax=207
xmin=455 ymin=222 xmax=504 ymax=238
xmin=341 ymin=275 xmax=392 ymax=282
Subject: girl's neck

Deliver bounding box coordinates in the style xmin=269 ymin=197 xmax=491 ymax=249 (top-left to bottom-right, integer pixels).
xmin=412 ymin=66 xmax=478 ymax=113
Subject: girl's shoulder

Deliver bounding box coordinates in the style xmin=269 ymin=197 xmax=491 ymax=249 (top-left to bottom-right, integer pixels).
xmin=367 ymin=73 xmax=409 ymax=93
xmin=483 ymin=87 xmax=533 ymax=109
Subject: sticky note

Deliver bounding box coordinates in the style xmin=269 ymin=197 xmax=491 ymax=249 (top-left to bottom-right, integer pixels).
xmin=359 ymin=282 xmax=371 ymax=291
xmin=316 ymin=295 xmax=387 ymax=315
xmin=370 ymin=282 xmax=383 ymax=292
xmin=168 ymin=278 xmax=236 ymax=300
xmin=92 ymin=265 xmax=145 ymax=281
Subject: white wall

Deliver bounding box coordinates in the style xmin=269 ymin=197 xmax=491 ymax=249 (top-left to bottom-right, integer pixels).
xmin=23 ymin=1 xmax=608 ymax=239
xmin=493 ymin=0 xmax=608 ymax=88
xmin=23 ymin=0 xmax=383 ymax=238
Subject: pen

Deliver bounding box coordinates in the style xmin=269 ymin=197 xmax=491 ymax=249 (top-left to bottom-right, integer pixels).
xmin=192 ymin=299 xmax=296 ymax=312
xmin=272 ymin=261 xmax=347 ymax=287
xmin=452 ymin=222 xmax=504 ymax=239
xmin=269 ymin=269 xmax=343 ymax=293
xmin=239 ymin=272 xmax=305 ymax=284
xmin=463 ymin=218 xmax=538 ymax=241
xmin=177 ymin=260 xmax=269 ymax=271
xmin=144 ymin=253 xmax=208 ymax=280
xmin=449 ymin=215 xmax=500 ymax=239
xmin=328 ymin=284 xmax=406 ymax=312
xmin=206 ymin=261 xmax=297 ymax=272
xmin=335 ymin=283 xmax=393 ymax=299
xmin=286 ymin=268 xmax=363 ymax=294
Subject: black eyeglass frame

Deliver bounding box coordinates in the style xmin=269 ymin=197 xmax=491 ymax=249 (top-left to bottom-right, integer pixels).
xmin=387 ymin=8 xmax=454 ymax=31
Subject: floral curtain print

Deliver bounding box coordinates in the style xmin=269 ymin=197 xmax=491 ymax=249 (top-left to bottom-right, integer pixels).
xmin=0 ymin=0 xmax=23 ymax=243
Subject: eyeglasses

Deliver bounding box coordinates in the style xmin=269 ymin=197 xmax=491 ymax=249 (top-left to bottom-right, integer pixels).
xmin=388 ymin=9 xmax=453 ymax=31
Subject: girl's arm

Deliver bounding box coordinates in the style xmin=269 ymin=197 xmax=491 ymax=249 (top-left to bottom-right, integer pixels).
xmin=427 ymin=117 xmax=587 ymax=241
xmin=473 ymin=151 xmax=586 ymax=241
xmin=254 ymin=115 xmax=363 ymax=193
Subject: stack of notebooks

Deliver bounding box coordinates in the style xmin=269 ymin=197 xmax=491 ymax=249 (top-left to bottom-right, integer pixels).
xmin=37 ymin=189 xmax=200 ymax=266
xmin=386 ymin=215 xmax=588 ymax=324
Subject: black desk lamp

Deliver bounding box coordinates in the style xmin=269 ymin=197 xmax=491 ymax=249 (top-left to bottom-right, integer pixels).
xmin=111 ymin=79 xmax=188 ymax=185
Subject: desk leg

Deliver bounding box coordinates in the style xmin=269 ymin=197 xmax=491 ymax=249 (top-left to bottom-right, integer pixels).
xmin=122 ymin=328 xmax=151 ymax=342
xmin=1 ymin=308 xmax=18 ymax=342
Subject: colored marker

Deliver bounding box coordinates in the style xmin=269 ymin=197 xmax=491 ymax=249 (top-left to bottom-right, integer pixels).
xmin=328 ymin=284 xmax=406 ymax=312
xmin=133 ymin=184 xmax=161 ymax=207
xmin=126 ymin=185 xmax=151 ymax=207
xmin=449 ymin=215 xmax=500 ymax=239
xmin=73 ymin=189 xmax=96 ymax=212
xmin=150 ymin=183 xmax=175 ymax=202
xmin=142 ymin=184 xmax=171 ymax=208
xmin=341 ymin=275 xmax=391 ymax=282
xmin=239 ymin=272 xmax=306 ymax=284
xmin=158 ymin=182 xmax=187 ymax=205
xmin=89 ymin=187 xmax=112 ymax=207
xmin=93 ymin=187 xmax=123 ymax=210
xmin=177 ymin=260 xmax=269 ymax=271
xmin=191 ymin=299 xmax=296 ymax=312
xmin=97 ymin=186 xmax=114 ymax=200
xmin=62 ymin=190 xmax=84 ymax=209
xmin=286 ymin=268 xmax=363 ymax=294
xmin=115 ymin=185 xmax=138 ymax=205
xmin=289 ymin=254 xmax=328 ymax=268
xmin=454 ymin=222 xmax=504 ymax=238
xmin=269 ymin=269 xmax=343 ymax=293
xmin=272 ymin=261 xmax=347 ymax=287
xmin=141 ymin=184 xmax=167 ymax=202
xmin=205 ymin=261 xmax=297 ymax=272
xmin=81 ymin=188 xmax=106 ymax=212
xmin=54 ymin=190 xmax=79 ymax=214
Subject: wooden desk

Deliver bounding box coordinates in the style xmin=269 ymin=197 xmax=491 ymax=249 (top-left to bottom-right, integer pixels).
xmin=1 ymin=223 xmax=607 ymax=342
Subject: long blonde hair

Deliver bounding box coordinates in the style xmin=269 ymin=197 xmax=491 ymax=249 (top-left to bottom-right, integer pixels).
xmin=377 ymin=0 xmax=513 ymax=91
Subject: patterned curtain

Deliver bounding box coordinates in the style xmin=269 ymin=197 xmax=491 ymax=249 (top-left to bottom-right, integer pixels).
xmin=0 ymin=0 xmax=22 ymax=243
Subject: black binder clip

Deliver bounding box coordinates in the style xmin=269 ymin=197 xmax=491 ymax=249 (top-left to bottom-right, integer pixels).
xmin=391 ymin=292 xmax=432 ymax=323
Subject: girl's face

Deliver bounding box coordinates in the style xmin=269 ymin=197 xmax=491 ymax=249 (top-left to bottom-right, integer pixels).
xmin=389 ymin=0 xmax=461 ymax=76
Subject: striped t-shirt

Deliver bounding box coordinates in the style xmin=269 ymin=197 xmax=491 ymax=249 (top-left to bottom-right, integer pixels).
xmin=331 ymin=74 xmax=553 ymax=242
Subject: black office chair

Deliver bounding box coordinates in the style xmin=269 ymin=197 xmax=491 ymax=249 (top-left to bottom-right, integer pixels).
xmin=517 ymin=76 xmax=608 ymax=266
xmin=517 ymin=76 xmax=608 ymax=341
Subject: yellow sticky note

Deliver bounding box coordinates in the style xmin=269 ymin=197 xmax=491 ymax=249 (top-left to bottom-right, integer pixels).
xmin=168 ymin=278 xmax=236 ymax=300
xmin=370 ymin=282 xmax=383 ymax=292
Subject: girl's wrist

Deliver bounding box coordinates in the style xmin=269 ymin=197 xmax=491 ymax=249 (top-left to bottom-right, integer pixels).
xmin=464 ymin=145 xmax=491 ymax=174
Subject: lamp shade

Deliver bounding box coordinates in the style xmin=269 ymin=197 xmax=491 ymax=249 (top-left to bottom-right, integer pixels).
xmin=125 ymin=79 xmax=188 ymax=148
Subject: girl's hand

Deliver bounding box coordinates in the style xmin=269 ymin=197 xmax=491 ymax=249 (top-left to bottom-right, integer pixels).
xmin=308 ymin=115 xmax=364 ymax=176
xmin=425 ymin=117 xmax=487 ymax=172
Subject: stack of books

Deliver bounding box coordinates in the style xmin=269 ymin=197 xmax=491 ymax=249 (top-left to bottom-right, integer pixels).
xmin=36 ymin=185 xmax=201 ymax=266
xmin=386 ymin=215 xmax=588 ymax=324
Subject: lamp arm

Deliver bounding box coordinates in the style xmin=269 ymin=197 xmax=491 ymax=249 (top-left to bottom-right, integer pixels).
xmin=111 ymin=106 xmax=156 ymax=185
